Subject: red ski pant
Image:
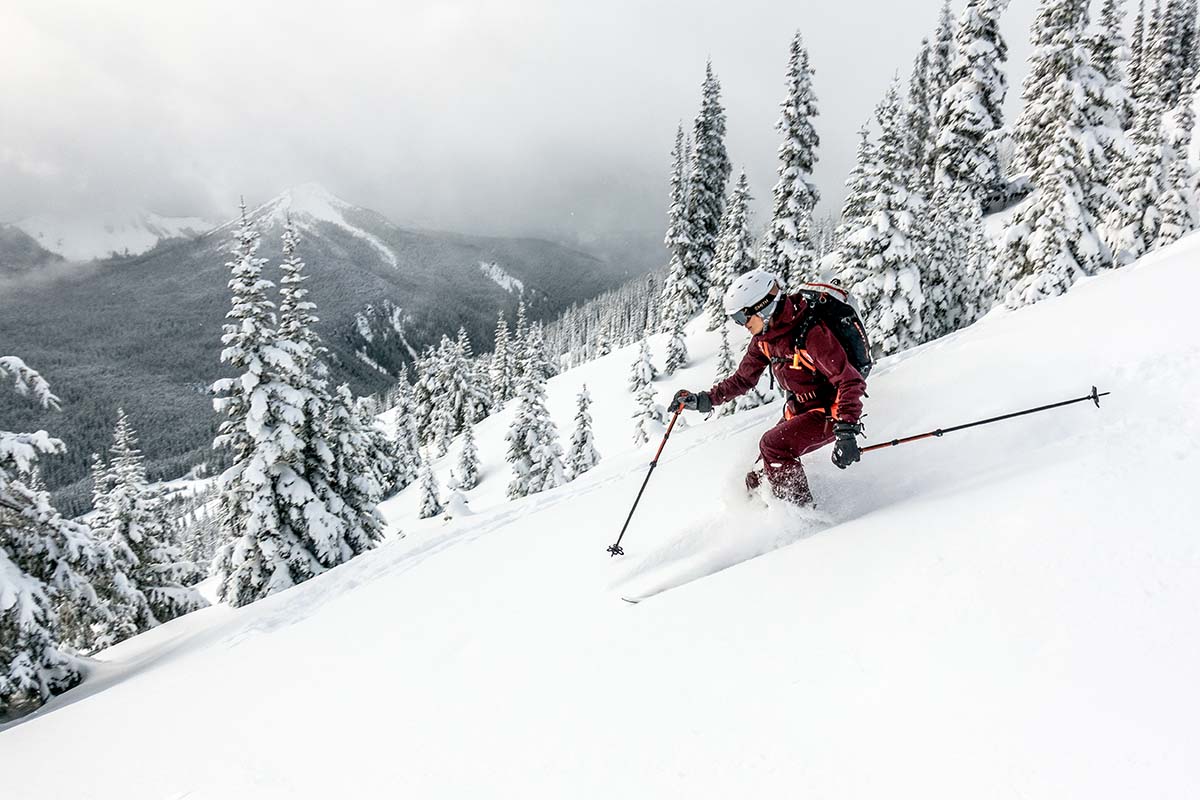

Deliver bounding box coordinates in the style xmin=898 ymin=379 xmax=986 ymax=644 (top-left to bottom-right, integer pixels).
xmin=758 ymin=409 xmax=834 ymax=503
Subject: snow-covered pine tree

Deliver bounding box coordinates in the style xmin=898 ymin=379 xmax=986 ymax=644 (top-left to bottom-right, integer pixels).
xmin=283 ymin=220 xmax=388 ymax=562
xmin=1 ymin=358 xmax=111 ymax=713
xmin=662 ymin=308 xmax=689 ymax=376
xmin=682 ymin=62 xmax=732 ymax=316
xmin=89 ymin=451 xmax=113 ymax=526
xmin=1158 ymin=0 xmax=1198 ymax=108
xmin=429 ymin=335 xmax=458 ymax=457
xmin=844 ymin=81 xmax=926 ymax=356
xmin=505 ymin=330 xmax=566 ymax=499
xmin=833 ymin=125 xmax=878 ymax=254
xmin=1103 ymin=106 xmax=1167 ymax=265
xmin=628 ymin=337 xmax=659 ymax=392
xmin=933 ymin=0 xmax=1010 ymax=203
xmin=759 ymin=31 xmax=820 ymax=293
xmin=715 ymin=326 xmax=738 ymax=418
xmin=453 ymin=415 xmax=481 ymax=491
xmin=923 ymin=181 xmax=976 ymax=340
xmin=390 ymin=367 xmax=422 ymax=490
xmin=566 ymin=384 xmax=601 ymax=480
xmin=1135 ymin=0 xmax=1166 ymax=108
xmin=525 ymin=322 xmax=555 ymax=384
xmin=96 ymin=409 xmax=206 ymax=641
xmin=594 ymin=321 xmax=612 ymax=358
xmin=1083 ymin=0 xmax=1136 ymax=262
xmin=455 ymin=327 xmax=490 ymax=425
xmin=355 ymin=395 xmax=400 ymax=500
xmin=925 ymin=0 xmax=958 ymax=186
xmin=489 ymin=311 xmax=513 ymax=405
xmin=1152 ymin=93 xmax=1198 ymax=248
xmin=211 ymin=204 xmax=347 ymax=608
xmin=905 ymin=38 xmax=935 ymax=185
xmin=665 ymin=124 xmax=691 ymax=270
xmin=511 ymin=300 xmax=529 ymax=388
xmin=660 ymin=122 xmax=701 ymax=326
xmin=1011 ymin=0 xmax=1090 ymax=181
xmin=417 ymin=449 xmax=443 ymax=519
xmin=706 ymin=170 xmax=757 ymax=329
xmin=330 ymin=383 xmax=388 ymax=535
xmin=961 ymin=192 xmax=993 ymax=317
xmin=1130 ymin=0 xmax=1149 ymax=104
xmin=631 ymin=357 xmax=666 ymax=447
xmin=995 ymin=84 xmax=1098 ymax=307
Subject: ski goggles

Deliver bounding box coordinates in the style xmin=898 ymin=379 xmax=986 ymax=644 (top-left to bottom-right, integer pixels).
xmin=729 ymin=293 xmax=779 ymax=326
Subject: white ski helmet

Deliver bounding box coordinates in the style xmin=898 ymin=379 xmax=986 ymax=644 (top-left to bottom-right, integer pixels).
xmin=723 ymin=269 xmax=781 ymax=325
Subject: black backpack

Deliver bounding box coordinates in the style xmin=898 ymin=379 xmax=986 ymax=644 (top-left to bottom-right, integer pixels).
xmin=792 ymin=282 xmax=874 ymax=378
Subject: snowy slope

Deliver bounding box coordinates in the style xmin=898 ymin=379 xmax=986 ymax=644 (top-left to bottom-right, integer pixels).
xmin=12 ymin=211 xmax=213 ymax=261
xmin=3 ymin=235 xmax=1200 ymax=798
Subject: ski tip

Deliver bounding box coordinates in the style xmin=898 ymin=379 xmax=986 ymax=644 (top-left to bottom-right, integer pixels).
xmin=620 ymin=596 xmax=642 ymax=605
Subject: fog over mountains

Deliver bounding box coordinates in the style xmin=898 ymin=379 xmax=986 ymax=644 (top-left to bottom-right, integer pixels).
xmin=0 ymin=184 xmax=641 ymax=512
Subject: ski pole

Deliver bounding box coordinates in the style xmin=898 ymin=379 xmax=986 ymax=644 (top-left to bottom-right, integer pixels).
xmin=861 ymin=386 xmax=1110 ymax=454
xmin=607 ymin=402 xmax=685 ymax=557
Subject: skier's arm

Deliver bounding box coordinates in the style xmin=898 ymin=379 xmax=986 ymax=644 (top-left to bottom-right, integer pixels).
xmin=804 ymin=323 xmax=866 ymax=423
xmin=707 ymin=343 xmax=769 ymax=406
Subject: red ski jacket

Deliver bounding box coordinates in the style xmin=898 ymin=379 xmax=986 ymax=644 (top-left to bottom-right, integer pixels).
xmin=707 ymin=293 xmax=866 ymax=424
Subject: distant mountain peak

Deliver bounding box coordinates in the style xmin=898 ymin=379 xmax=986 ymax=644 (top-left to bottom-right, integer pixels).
xmin=253 ymin=182 xmax=352 ymax=227
xmin=234 ymin=183 xmax=400 ymax=269
xmin=11 ymin=210 xmax=214 ymax=262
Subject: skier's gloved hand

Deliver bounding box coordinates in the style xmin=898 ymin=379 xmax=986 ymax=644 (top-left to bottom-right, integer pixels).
xmin=831 ymin=420 xmax=862 ymax=469
xmin=671 ymin=389 xmax=712 ymax=413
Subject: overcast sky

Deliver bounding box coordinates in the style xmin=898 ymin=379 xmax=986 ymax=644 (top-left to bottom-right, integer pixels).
xmin=2 ymin=0 xmax=1043 ymax=241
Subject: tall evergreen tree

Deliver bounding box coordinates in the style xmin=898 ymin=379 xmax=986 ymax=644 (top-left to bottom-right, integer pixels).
xmin=995 ymin=86 xmax=1098 ymax=307
xmin=834 ymin=125 xmax=878 ymax=254
xmin=510 ymin=300 xmax=529 ymax=389
xmin=505 ymin=331 xmax=565 ymax=499
xmin=1103 ymin=95 xmax=1168 ymax=264
xmin=628 ymin=337 xmax=659 ymax=392
xmin=905 ymin=38 xmax=935 ymax=185
xmin=1130 ymin=0 xmax=1148 ymax=103
xmin=390 ymin=367 xmax=422 ymax=490
xmin=416 ymin=450 xmax=443 ymax=519
xmin=1084 ymin=0 xmax=1136 ymax=260
xmin=760 ymin=31 xmax=820 ymax=292
xmin=664 ymin=123 xmax=691 ymax=286
xmin=662 ymin=309 xmax=689 ymax=376
xmin=924 ymin=181 xmax=978 ymax=339
xmin=489 ymin=312 xmax=513 ymax=405
xmin=95 ymin=409 xmax=206 ymax=643
xmin=566 ymin=385 xmax=601 ymax=480
xmin=631 ymin=357 xmax=666 ymax=447
xmin=682 ymin=61 xmax=732 ymax=316
xmin=715 ymin=327 xmax=739 ymax=418
xmin=1011 ymin=0 xmax=1090 ymax=181
xmin=1 ymin=358 xmax=112 ymax=712
xmin=211 ymin=206 xmax=365 ymax=608
xmin=706 ymin=171 xmax=757 ymax=329
xmin=1153 ymin=94 xmax=1199 ymax=248
xmin=933 ymin=0 xmax=1010 ymax=202
xmin=926 ymin=0 xmax=958 ymax=165
xmin=453 ymin=416 xmax=481 ymax=491
xmin=845 ymin=81 xmax=926 ymax=356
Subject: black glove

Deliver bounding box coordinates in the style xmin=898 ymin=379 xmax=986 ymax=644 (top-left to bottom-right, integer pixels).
xmin=671 ymin=389 xmax=712 ymax=413
xmin=831 ymin=420 xmax=862 ymax=469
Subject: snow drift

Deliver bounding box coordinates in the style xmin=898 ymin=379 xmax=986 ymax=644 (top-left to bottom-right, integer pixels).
xmin=2 ymin=234 xmax=1199 ymax=799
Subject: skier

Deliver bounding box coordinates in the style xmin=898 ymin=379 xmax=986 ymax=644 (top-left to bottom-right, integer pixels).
xmin=672 ymin=269 xmax=867 ymax=506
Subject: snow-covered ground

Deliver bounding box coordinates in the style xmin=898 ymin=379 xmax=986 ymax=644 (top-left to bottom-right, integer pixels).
xmin=3 ymin=234 xmax=1199 ymax=798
